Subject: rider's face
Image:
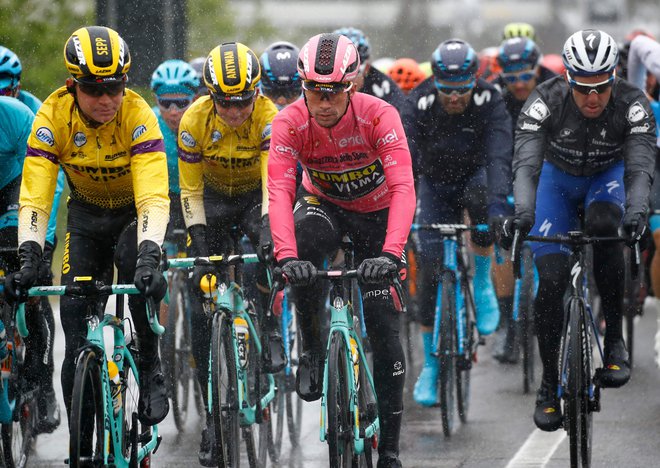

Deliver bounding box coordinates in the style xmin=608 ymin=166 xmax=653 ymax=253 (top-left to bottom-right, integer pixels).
xmin=304 ymin=89 xmax=351 ymax=128
xmin=568 ymin=72 xmax=613 ymax=119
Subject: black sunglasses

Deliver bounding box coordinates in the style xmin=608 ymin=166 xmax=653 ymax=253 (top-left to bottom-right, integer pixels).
xmin=212 ymin=95 xmax=254 ymax=109
xmin=157 ymin=97 xmax=193 ymax=110
xmin=77 ymin=81 xmax=125 ymax=97
xmin=566 ymin=72 xmax=614 ymax=95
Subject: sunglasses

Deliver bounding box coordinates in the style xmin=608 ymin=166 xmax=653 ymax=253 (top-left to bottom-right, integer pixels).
xmin=501 ymin=70 xmax=536 ymax=84
xmin=77 ymin=81 xmax=125 ymax=97
xmin=434 ymin=79 xmax=475 ymax=96
xmin=157 ymin=96 xmax=193 ymax=110
xmin=212 ymin=94 xmax=254 ymax=109
xmin=264 ymin=87 xmax=301 ymax=101
xmin=302 ymin=80 xmax=353 ymax=93
xmin=566 ymin=72 xmax=614 ymax=95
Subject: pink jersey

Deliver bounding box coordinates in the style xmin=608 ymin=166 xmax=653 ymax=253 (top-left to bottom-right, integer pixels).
xmin=268 ymin=92 xmax=416 ymax=261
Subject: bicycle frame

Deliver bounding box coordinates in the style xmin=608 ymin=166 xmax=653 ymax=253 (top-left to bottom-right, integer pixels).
xmin=168 ymin=254 xmax=276 ymax=426
xmin=21 ymin=280 xmax=163 ymax=466
xmin=317 ymin=270 xmax=379 ymax=455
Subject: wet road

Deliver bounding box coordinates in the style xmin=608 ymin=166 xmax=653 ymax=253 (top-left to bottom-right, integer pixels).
xmin=31 ymin=299 xmax=660 ymax=467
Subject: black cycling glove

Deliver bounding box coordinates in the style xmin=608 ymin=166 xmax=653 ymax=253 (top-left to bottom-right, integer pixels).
xmin=280 ymin=258 xmax=317 ymax=286
xmin=357 ymin=253 xmax=398 ymax=284
xmin=4 ymin=241 xmax=42 ymax=303
xmin=134 ymin=240 xmax=167 ymax=302
xmin=257 ymin=214 xmax=273 ymax=263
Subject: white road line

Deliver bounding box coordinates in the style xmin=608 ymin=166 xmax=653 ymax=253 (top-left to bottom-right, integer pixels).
xmin=505 ymin=429 xmax=566 ymax=468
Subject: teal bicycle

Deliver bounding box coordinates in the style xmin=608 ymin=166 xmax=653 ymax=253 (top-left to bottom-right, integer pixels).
xmin=269 ymin=242 xmax=406 ymax=467
xmin=20 ymin=276 xmax=164 ymax=467
xmin=169 ymin=254 xmax=277 ymax=467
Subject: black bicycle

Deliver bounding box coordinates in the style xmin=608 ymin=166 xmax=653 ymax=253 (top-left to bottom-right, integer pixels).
xmin=512 ymin=230 xmax=639 ymax=467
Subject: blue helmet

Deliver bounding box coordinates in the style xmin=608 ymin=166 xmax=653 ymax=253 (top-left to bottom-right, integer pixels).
xmin=333 ymin=27 xmax=371 ymax=63
xmin=150 ymin=59 xmax=199 ymax=96
xmin=259 ymin=41 xmax=301 ymax=93
xmin=497 ymin=37 xmax=542 ymax=73
xmin=0 ymin=46 xmax=22 ymax=90
xmin=431 ymin=39 xmax=478 ymax=82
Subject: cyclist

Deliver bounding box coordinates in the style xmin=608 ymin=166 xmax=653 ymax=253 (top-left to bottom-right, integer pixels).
xmin=4 ymin=26 xmax=171 ymax=429
xmin=477 ymin=46 xmax=503 ymax=84
xmin=626 ymin=34 xmax=660 ymax=303
xmin=150 ymin=59 xmax=199 ymax=257
xmin=502 ymin=22 xmax=537 ymax=42
xmin=333 ymin=27 xmax=408 ymax=111
xmin=259 ymin=41 xmax=302 ymax=109
xmin=176 ymin=41 xmax=282 ymax=466
xmin=188 ymin=56 xmax=209 ymax=99
xmin=491 ymin=37 xmax=557 ymax=364
xmin=268 ymin=32 xmax=415 ymax=468
xmin=0 ymin=45 xmax=65 ymax=433
xmin=502 ymin=29 xmax=656 ymax=431
xmin=402 ymin=38 xmax=512 ymax=406
xmin=388 ymin=58 xmax=426 ymax=95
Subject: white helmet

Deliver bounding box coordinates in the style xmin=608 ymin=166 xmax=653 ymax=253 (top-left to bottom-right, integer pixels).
xmin=562 ymin=29 xmax=618 ymax=77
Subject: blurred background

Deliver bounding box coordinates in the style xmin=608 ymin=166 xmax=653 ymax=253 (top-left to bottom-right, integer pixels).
xmin=2 ymin=0 xmax=659 ymax=99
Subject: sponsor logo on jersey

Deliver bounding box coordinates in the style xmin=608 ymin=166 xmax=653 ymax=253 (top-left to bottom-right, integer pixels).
xmin=73 ymin=132 xmax=87 ymax=147
xmin=560 ymin=128 xmax=573 ymax=137
xmin=521 ymin=122 xmax=541 ymax=131
xmin=180 ymin=131 xmax=196 ymax=148
xmin=630 ymin=123 xmax=651 ymax=134
xmin=307 ymin=160 xmax=385 ymax=201
xmin=132 ymin=125 xmax=147 ymax=141
xmin=524 ymin=98 xmax=550 ymax=122
xmin=105 ymin=151 xmax=127 ymax=161
xmin=627 ymin=101 xmax=648 ymax=124
xmin=275 ymin=145 xmax=299 ymax=157
xmin=375 ymin=128 xmax=399 ymax=148
xmin=261 ymin=124 xmax=272 ymax=140
xmin=337 ymin=135 xmax=364 ymax=148
xmin=36 ymin=127 xmax=54 ymax=146
xmin=211 ymin=130 xmax=222 ymax=142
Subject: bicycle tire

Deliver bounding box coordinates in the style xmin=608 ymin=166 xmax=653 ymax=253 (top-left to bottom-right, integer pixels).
xmin=355 ymin=347 xmax=377 ymax=468
xmin=327 ymin=331 xmax=352 ymax=467
xmin=566 ymin=299 xmax=593 ymax=468
xmin=164 ymin=271 xmax=193 ymax=432
xmin=286 ymin=323 xmax=303 ymax=447
xmin=211 ymin=313 xmax=240 ymax=467
xmin=456 ymin=278 xmax=473 ymax=424
xmin=245 ymin=319 xmax=270 ymax=468
xmin=269 ymin=374 xmax=285 ymax=462
xmin=1 ymin=318 xmax=37 ymax=468
xmin=123 ymin=347 xmax=141 ymax=463
xmin=623 ymin=250 xmax=638 ymax=370
xmin=520 ymin=247 xmax=536 ymax=394
xmin=438 ymin=271 xmax=456 ymax=437
xmin=69 ymin=349 xmax=104 ymax=468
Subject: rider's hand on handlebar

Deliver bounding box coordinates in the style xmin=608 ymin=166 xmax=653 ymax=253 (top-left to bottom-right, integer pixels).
xmin=357 ymin=254 xmax=398 ymax=284
xmin=4 ymin=241 xmax=42 ymax=304
xmin=622 ymin=211 xmax=647 ymax=243
xmin=500 ymin=215 xmax=534 ymax=250
xmin=257 ymin=214 xmax=273 ymax=263
xmin=134 ymin=240 xmax=167 ymax=302
xmin=192 ymin=258 xmax=217 ymax=297
xmin=280 ymin=258 xmax=317 ymax=286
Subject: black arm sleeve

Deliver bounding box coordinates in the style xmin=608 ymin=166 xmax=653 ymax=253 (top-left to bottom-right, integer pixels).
xmin=484 ymin=89 xmax=513 ymax=215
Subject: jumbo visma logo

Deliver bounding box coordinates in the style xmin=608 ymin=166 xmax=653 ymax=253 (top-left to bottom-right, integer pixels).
xmin=307 ymin=160 xmax=385 ymax=201
xmin=62 ymin=232 xmax=71 ymax=275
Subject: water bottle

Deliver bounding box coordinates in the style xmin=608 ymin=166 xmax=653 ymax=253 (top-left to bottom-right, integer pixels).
xmin=107 ymin=360 xmax=122 ymax=415
xmin=349 ymin=337 xmax=360 ymax=385
xmin=234 ymin=317 xmax=250 ymax=368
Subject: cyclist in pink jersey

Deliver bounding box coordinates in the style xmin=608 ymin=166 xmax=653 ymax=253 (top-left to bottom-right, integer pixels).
xmin=268 ymin=33 xmax=415 ymax=468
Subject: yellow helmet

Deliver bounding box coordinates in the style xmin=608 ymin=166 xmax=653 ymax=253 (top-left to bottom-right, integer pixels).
xmin=64 ymin=26 xmax=131 ymax=83
xmin=502 ymin=22 xmax=537 ymax=42
xmin=203 ymin=42 xmax=260 ymax=100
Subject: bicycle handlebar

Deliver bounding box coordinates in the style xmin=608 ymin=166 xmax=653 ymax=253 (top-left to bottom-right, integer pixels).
xmin=167 ymin=253 xmax=260 ymax=270
xmin=267 ymin=267 xmax=407 ymax=315
xmin=411 ymin=223 xmax=489 ymax=235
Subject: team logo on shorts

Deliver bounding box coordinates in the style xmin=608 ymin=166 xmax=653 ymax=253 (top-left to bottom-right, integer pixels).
xmin=73 ymin=132 xmax=87 ymax=147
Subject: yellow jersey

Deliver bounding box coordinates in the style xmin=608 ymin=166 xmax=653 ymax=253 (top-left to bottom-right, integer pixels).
xmin=177 ymin=94 xmax=277 ymax=227
xmin=19 ymin=86 xmax=170 ymax=248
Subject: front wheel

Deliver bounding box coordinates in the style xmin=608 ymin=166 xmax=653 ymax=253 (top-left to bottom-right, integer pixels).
xmin=327 ymin=331 xmax=352 ymax=467
xmin=456 ymin=277 xmax=473 ymax=424
xmin=211 ymin=314 xmax=241 ymax=467
xmin=69 ymin=349 xmax=105 ymax=468
xmin=438 ymin=272 xmax=456 ymax=437
xmin=519 ymin=246 xmax=537 ymax=394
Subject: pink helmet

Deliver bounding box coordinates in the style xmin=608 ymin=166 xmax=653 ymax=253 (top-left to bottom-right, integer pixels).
xmin=297 ymin=33 xmax=360 ymax=85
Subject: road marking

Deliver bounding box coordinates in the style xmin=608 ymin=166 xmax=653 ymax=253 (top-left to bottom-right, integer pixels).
xmin=505 ymin=429 xmax=566 ymax=467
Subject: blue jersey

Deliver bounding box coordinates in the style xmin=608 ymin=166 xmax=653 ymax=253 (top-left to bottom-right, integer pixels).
xmin=152 ymin=106 xmax=179 ymax=194
xmin=0 ymin=96 xmax=34 ymax=191
xmin=17 ymin=90 xmax=42 ymax=115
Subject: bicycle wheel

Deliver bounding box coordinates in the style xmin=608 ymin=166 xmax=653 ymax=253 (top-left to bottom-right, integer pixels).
xmin=456 ymin=279 xmax=473 ymax=424
xmin=122 ymin=349 xmax=141 ymax=463
xmin=269 ymin=374 xmax=285 ymax=462
xmin=438 ymin=272 xmax=456 ymax=437
xmin=164 ymin=271 xmax=193 ymax=432
xmin=519 ymin=247 xmax=537 ymax=394
xmin=327 ymin=331 xmax=352 ymax=467
xmin=623 ymin=249 xmax=639 ymax=370
xmin=286 ymin=317 xmax=303 ymax=447
xmin=245 ymin=324 xmax=271 ymax=468
xmin=211 ymin=313 xmax=240 ymax=467
xmin=355 ymin=348 xmax=377 ymax=468
xmin=1 ymin=323 xmax=37 ymax=468
xmin=69 ymin=349 xmax=104 ymax=468
xmin=566 ymin=299 xmax=593 ymax=468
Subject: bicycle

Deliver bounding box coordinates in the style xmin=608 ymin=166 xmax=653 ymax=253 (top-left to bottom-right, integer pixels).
xmin=511 ymin=230 xmax=639 ymax=467
xmin=169 ymin=253 xmax=277 ymax=467
xmin=0 ymin=247 xmax=40 ymax=468
xmin=19 ymin=276 xmax=164 ymax=467
xmin=269 ymin=239 xmax=407 ymax=467
xmin=161 ymin=228 xmax=204 ymax=432
xmin=410 ymin=223 xmax=483 ymax=437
